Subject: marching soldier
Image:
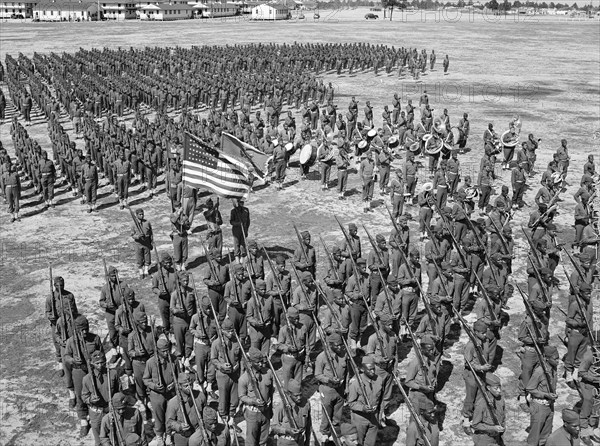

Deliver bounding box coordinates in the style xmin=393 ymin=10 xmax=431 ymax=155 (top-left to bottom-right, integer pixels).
xmin=367 ymin=234 xmax=390 ymax=302
xmin=278 ymin=306 xmax=309 ymax=386
xmin=546 ymin=408 xmax=580 ymax=446
xmin=170 ymin=272 xmax=196 ymax=361
xmin=346 ymin=258 xmax=371 ymax=349
xmin=115 ymin=288 xmax=146 ymax=376
xmin=575 ymin=336 xmax=600 ymax=445
xmin=100 ymin=266 xmax=125 ymax=349
xmin=202 ymin=249 xmax=230 ymax=324
xmin=365 ymin=313 xmax=397 ymax=424
xmin=165 ymin=371 xmax=207 ymax=445
xmin=224 ymin=263 xmax=251 ymax=342
xmin=152 ymin=252 xmax=177 ymax=333
xmin=397 ymin=248 xmax=422 ymax=331
xmin=127 ymin=313 xmax=156 ymax=407
xmin=143 ymin=337 xmax=177 ymax=444
xmin=81 ymin=351 xmax=119 ymax=445
xmin=293 ymin=230 xmax=317 ymax=278
xmin=405 ymin=334 xmax=439 ymax=413
xmin=82 ymin=153 xmax=99 ymax=213
xmin=315 ymin=333 xmax=347 ymax=440
xmin=245 ymin=239 xmax=265 ymax=282
xmin=98 ymin=392 xmax=145 ymax=445
xmin=230 ymin=198 xmax=250 ymax=263
xmin=46 ymin=275 xmax=78 ymax=373
xmin=406 ymin=398 xmax=440 ymax=446
xmin=211 ymin=318 xmax=241 ymax=427
xmin=271 ymin=379 xmax=312 ymax=446
xmin=266 ymin=254 xmax=292 ymax=339
xmin=64 ymin=315 xmax=104 ymax=437
xmin=517 ymin=299 xmax=549 ymax=411
xmin=347 ymin=355 xmax=383 ymax=446
xmin=461 ymin=320 xmax=492 ymax=435
xmin=525 ymin=345 xmax=559 ymax=446
xmin=38 ymin=150 xmax=56 ymax=209
xmin=564 ymin=283 xmax=593 ymax=384
xmin=471 ymin=373 xmax=505 ymax=446
xmin=247 ymin=279 xmax=274 ymax=354
xmin=239 ymin=347 xmax=274 ymax=446
xmin=189 ymin=295 xmax=217 ymax=393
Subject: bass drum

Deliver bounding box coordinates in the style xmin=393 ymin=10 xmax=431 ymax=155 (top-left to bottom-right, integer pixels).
xmin=424 ymin=134 xmax=443 ymax=155
xmin=299 ymin=144 xmax=317 ymax=166
xmin=451 ymin=127 xmax=464 ymax=145
xmin=317 ymin=144 xmax=336 ymax=163
xmin=367 ymin=129 xmax=377 ymax=141
xmin=441 ymin=141 xmax=453 ymax=158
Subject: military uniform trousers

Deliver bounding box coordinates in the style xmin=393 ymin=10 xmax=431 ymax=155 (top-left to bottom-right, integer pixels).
xmin=173 ymin=315 xmax=193 ymax=358
xmin=72 ymin=366 xmax=89 ymax=419
xmin=172 ymin=233 xmax=189 ymax=266
xmin=132 ymin=356 xmax=150 ymax=402
xmin=150 ymin=388 xmax=175 ymax=436
xmin=527 ymin=400 xmax=553 ymax=446
xmin=158 ymin=294 xmax=172 ymax=332
xmin=216 ymin=370 xmax=239 ymax=417
xmin=473 ymin=432 xmax=503 ymax=446
xmin=88 ymin=405 xmax=109 ymax=446
xmin=320 ymin=385 xmax=344 ymax=436
xmin=84 ymin=179 xmax=97 ymax=204
xmin=41 ymin=173 xmax=55 ymax=201
xmin=351 ymin=411 xmax=379 ymax=446
xmin=193 ymin=341 xmax=214 ymax=385
xmin=349 ymin=301 xmax=368 ymax=343
xmin=135 ymin=241 xmax=152 ymax=268
xmin=245 ymin=406 xmax=272 ymax=446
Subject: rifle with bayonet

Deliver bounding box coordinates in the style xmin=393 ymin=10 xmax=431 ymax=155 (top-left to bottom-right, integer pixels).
xmin=525 ymin=324 xmax=555 ymax=394
xmin=391 ymin=372 xmax=433 ymax=446
xmin=516 ymin=284 xmax=544 ymax=342
xmin=562 ymin=265 xmax=594 ymax=342
xmin=102 ymin=258 xmax=118 ymax=311
xmin=403 ymin=316 xmax=432 ymax=388
xmin=106 ymin=358 xmax=126 ymax=446
xmin=232 ymin=330 xmax=266 ymax=405
xmin=245 ymin=262 xmax=266 ymax=326
xmin=465 ymin=357 xmax=501 ymax=428
xmin=452 ymin=307 xmax=489 ymax=367
xmin=292 ymin=222 xmax=309 ymax=264
xmin=319 ymin=235 xmax=343 ymax=283
xmin=167 ymin=352 xmax=193 ymax=432
xmin=189 ymin=275 xmax=209 ymax=343
xmin=266 ymin=355 xmax=299 ymax=429
xmin=149 ymin=318 xmax=165 ymax=388
xmin=361 ymin=224 xmax=394 ymax=316
xmin=474 ymin=274 xmax=499 ymax=324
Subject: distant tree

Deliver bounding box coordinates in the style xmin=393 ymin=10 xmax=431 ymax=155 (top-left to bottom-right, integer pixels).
xmin=549 ymin=1 xmax=555 ymax=8
xmin=457 ymin=0 xmax=465 ymax=6
xmin=468 ymin=0 xmax=473 ymax=5
xmin=571 ymin=2 xmax=578 ymax=9
xmin=501 ymin=0 xmax=510 ymax=11
xmin=555 ymin=2 xmax=564 ymax=8
xmin=513 ymin=0 xmax=521 ymax=8
xmin=540 ymin=2 xmax=548 ymax=8
xmin=486 ymin=0 xmax=499 ymax=9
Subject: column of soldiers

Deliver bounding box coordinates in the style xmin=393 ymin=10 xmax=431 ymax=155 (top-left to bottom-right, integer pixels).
xmin=42 ymin=152 xmax=598 ymax=445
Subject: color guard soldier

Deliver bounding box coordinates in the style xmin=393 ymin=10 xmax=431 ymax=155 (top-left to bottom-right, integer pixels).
xmin=230 ymin=198 xmax=250 ymax=263
xmin=131 ymin=208 xmax=153 ymax=279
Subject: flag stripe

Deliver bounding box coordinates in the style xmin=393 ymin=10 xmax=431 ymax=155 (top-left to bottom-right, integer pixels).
xmin=182 ymin=133 xmax=250 ymax=199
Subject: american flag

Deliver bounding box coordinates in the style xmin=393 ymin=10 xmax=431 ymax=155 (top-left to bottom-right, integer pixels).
xmin=182 ymin=133 xmax=251 ymax=199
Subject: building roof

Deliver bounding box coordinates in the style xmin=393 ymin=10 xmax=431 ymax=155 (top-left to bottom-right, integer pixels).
xmin=34 ymin=1 xmax=96 ymax=9
xmin=261 ymin=2 xmax=287 ymax=10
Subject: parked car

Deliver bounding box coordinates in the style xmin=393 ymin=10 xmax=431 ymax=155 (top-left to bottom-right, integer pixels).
xmin=365 ymin=13 xmax=378 ymax=19
xmin=11 ymin=13 xmax=25 ymax=19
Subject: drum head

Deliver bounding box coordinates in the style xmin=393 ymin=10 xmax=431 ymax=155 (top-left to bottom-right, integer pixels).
xmin=285 ymin=142 xmax=294 ymax=152
xmin=367 ymin=129 xmax=377 ymax=138
xmin=358 ymin=140 xmax=368 ymax=149
xmin=451 ymin=127 xmax=461 ymax=145
xmin=388 ymin=136 xmax=399 ymax=149
xmin=299 ymin=144 xmax=313 ymax=164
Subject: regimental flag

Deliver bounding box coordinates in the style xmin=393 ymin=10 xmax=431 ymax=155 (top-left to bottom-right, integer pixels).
xmin=221 ymin=132 xmax=271 ymax=185
xmin=182 ymin=132 xmax=251 ymax=199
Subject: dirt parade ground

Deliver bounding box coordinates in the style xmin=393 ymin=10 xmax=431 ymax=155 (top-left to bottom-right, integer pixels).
xmin=0 ymin=8 xmax=599 ymax=446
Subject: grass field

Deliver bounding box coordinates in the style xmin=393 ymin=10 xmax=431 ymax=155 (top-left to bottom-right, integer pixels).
xmin=0 ymin=9 xmax=599 ymax=446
